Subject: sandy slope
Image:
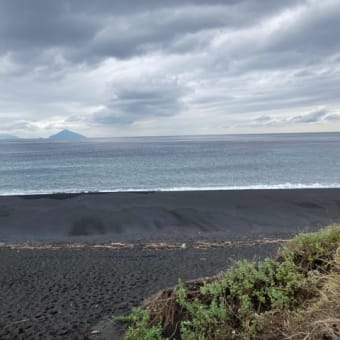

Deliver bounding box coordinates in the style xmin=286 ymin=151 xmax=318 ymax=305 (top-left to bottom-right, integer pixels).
xmin=1 ymin=189 xmax=340 ymax=243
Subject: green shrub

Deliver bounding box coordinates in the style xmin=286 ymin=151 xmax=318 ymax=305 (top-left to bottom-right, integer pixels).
xmin=114 ymin=307 xmax=165 ymax=340
xmin=115 ymin=225 xmax=340 ymax=340
xmin=280 ymin=224 xmax=340 ymax=271
xmin=176 ymin=256 xmax=306 ymax=339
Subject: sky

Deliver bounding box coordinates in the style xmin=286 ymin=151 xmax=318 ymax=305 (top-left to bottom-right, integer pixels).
xmin=1 ymin=0 xmax=340 ymax=138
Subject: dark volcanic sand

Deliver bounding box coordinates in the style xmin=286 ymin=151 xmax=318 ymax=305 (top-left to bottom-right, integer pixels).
xmin=1 ymin=189 xmax=340 ymax=243
xmin=1 ymin=189 xmax=340 ymax=339
xmin=0 ymin=243 xmax=279 ymax=340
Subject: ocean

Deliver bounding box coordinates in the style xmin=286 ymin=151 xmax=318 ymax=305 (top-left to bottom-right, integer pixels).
xmin=0 ymin=132 xmax=340 ymax=195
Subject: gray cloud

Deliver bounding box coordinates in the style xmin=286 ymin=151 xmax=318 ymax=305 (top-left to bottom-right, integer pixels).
xmin=290 ymin=109 xmax=329 ymax=124
xmin=210 ymin=1 xmax=340 ymax=77
xmin=93 ymin=79 xmax=185 ymax=125
xmin=0 ymin=0 xmax=301 ymax=63
xmin=1 ymin=0 xmax=340 ymax=136
xmin=324 ymin=113 xmax=340 ymax=121
xmin=242 ymin=108 xmax=338 ymax=128
xmin=270 ymin=2 xmax=340 ymax=56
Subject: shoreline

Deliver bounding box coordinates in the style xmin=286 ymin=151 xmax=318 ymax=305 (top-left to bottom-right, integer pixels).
xmin=2 ymin=184 xmax=340 ymax=198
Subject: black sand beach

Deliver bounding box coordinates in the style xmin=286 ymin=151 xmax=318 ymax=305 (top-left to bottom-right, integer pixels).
xmin=1 ymin=189 xmax=340 ymax=243
xmin=0 ymin=243 xmax=279 ymax=340
xmin=1 ymin=189 xmax=340 ymax=339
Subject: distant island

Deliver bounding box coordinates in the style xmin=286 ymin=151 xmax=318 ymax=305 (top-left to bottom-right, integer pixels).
xmin=0 ymin=134 xmax=18 ymax=140
xmin=49 ymin=129 xmax=86 ymax=140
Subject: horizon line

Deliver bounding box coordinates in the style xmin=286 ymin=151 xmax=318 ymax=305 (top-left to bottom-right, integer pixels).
xmin=1 ymin=130 xmax=340 ymax=140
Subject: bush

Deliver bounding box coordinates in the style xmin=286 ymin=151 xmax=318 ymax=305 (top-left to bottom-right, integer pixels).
xmin=115 ymin=225 xmax=340 ymax=340
xmin=280 ymin=224 xmax=340 ymax=272
xmin=175 ymin=256 xmax=307 ymax=339
xmin=114 ymin=307 xmax=164 ymax=340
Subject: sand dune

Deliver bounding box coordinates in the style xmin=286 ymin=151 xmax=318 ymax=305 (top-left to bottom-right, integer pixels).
xmin=0 ymin=189 xmax=340 ymax=242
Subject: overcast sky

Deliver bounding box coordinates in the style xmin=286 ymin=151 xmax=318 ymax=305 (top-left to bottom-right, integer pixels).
xmin=1 ymin=0 xmax=340 ymax=137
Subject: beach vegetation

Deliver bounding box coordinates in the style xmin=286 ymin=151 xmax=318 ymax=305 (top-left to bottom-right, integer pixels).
xmin=115 ymin=307 xmax=164 ymax=340
xmin=115 ymin=225 xmax=340 ymax=339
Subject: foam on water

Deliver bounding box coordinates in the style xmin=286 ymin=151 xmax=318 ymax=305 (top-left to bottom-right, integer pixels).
xmin=2 ymin=182 xmax=340 ymax=196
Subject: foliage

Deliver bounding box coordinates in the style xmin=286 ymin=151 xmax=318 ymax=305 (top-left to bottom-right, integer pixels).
xmin=175 ymin=256 xmax=306 ymax=339
xmin=115 ymin=225 xmax=340 ymax=339
xmin=280 ymin=224 xmax=340 ymax=272
xmin=114 ymin=307 xmax=165 ymax=340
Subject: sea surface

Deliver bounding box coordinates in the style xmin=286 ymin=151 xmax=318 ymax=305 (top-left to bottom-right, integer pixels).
xmin=0 ymin=133 xmax=340 ymax=195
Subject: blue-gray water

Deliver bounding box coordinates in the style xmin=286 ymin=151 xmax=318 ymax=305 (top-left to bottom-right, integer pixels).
xmin=0 ymin=133 xmax=340 ymax=195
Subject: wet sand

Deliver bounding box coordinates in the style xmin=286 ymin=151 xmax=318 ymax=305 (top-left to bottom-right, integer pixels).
xmin=0 ymin=189 xmax=340 ymax=339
